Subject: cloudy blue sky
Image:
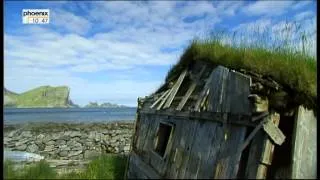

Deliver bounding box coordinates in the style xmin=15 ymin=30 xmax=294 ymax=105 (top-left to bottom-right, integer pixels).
xmin=4 ymin=1 xmax=316 ymax=107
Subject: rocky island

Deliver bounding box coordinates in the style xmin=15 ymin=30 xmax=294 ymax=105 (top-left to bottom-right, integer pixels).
xmin=4 ymin=86 xmax=79 ymax=108
xmin=84 ymin=102 xmax=129 ymax=108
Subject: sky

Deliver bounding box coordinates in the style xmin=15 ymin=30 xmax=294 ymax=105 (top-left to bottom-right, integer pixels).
xmin=4 ymin=1 xmax=316 ymax=107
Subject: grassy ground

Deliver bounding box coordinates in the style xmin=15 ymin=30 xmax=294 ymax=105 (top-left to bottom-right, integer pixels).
xmin=4 ymin=154 xmax=128 ymax=179
xmin=162 ymin=29 xmax=316 ymax=109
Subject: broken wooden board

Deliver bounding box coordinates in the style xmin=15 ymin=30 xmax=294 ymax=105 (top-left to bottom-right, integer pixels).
xmin=176 ymin=82 xmax=197 ymax=111
xmin=150 ymin=89 xmax=170 ymax=109
xmin=194 ymin=68 xmax=216 ymax=112
xmin=157 ymin=87 xmax=173 ymax=110
xmin=164 ymin=69 xmax=187 ymax=109
xmin=263 ymin=118 xmax=286 ymax=145
xmin=256 ymin=113 xmax=280 ymax=179
xmin=245 ymin=113 xmax=280 ymax=179
xmin=176 ymin=66 xmax=206 ymax=111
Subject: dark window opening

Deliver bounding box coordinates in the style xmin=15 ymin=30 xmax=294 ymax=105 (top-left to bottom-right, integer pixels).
xmin=155 ymin=123 xmax=173 ymax=157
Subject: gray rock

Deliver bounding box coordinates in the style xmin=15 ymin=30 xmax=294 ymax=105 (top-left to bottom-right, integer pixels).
xmin=70 ymin=154 xmax=83 ymax=160
xmin=44 ymin=145 xmax=55 ymax=152
xmin=27 ymin=144 xmax=39 ymax=153
xmin=37 ymin=134 xmax=45 ymax=140
xmin=46 ymin=140 xmax=55 ymax=145
xmin=58 ymin=145 xmax=71 ymax=151
xmin=71 ymin=146 xmax=83 ymax=151
xmin=68 ymin=150 xmax=83 ymax=157
xmin=59 ymin=151 xmax=69 ymax=157
xmin=70 ymin=131 xmax=82 ymax=138
xmin=56 ymin=139 xmax=66 ymax=145
xmin=67 ymin=141 xmax=82 ymax=148
xmin=114 ymin=147 xmax=119 ymax=153
xmin=123 ymin=146 xmax=130 ymax=152
xmin=15 ymin=144 xmax=27 ymax=151
xmin=21 ymin=131 xmax=33 ymax=138
xmin=15 ymin=139 xmax=29 ymax=147
xmin=64 ymin=131 xmax=72 ymax=136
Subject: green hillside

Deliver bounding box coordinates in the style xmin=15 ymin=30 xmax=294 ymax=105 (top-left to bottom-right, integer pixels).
xmin=4 ymin=86 xmax=77 ymax=108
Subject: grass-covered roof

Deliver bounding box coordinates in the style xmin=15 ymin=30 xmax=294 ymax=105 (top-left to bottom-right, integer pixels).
xmin=164 ymin=39 xmax=316 ymax=109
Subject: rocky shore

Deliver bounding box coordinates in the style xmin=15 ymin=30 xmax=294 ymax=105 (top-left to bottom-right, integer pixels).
xmin=4 ymin=121 xmax=134 ymax=161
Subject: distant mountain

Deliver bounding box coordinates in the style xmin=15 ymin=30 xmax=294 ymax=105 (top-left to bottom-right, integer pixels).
xmin=4 ymin=86 xmax=79 ymax=108
xmin=84 ymin=102 xmax=129 ymax=108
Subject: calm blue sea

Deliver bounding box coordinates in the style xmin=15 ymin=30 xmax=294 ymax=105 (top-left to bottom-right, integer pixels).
xmin=4 ymin=108 xmax=137 ymax=125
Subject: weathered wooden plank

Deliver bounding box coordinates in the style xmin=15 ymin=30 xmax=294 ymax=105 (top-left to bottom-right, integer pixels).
xmin=195 ymin=122 xmax=222 ymax=179
xmin=164 ymin=69 xmax=188 ymax=109
xmin=224 ymin=70 xmax=252 ymax=115
xmin=176 ymin=66 xmax=207 ymax=111
xmin=291 ymin=106 xmax=317 ymax=179
xmin=175 ymin=120 xmax=199 ymax=179
xmin=263 ymin=119 xmax=285 ymax=145
xmin=150 ymin=89 xmax=170 ymax=109
xmin=194 ymin=67 xmax=217 ymax=112
xmin=245 ymin=113 xmax=280 ymax=179
xmin=183 ymin=121 xmax=220 ymax=179
xmin=139 ymin=110 xmax=255 ymax=127
xmin=207 ymin=66 xmax=230 ymax=112
xmin=157 ymin=87 xmax=173 ymax=110
xmin=213 ymin=124 xmax=247 ymax=179
xmin=129 ymin=151 xmax=162 ymax=179
xmin=256 ymin=113 xmax=280 ymax=179
xmin=176 ymin=82 xmax=197 ymax=111
xmin=135 ymin=115 xmax=153 ymax=155
xmin=164 ymin=117 xmax=186 ymax=179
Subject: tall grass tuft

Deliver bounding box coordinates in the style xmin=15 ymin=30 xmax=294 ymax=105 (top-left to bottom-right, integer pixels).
xmin=4 ymin=154 xmax=128 ymax=180
xmin=4 ymin=160 xmax=56 ymax=179
xmin=164 ymin=21 xmax=316 ymax=109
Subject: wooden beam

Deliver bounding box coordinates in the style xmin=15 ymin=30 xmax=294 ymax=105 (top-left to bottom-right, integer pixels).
xmin=236 ymin=117 xmax=267 ymax=154
xmin=245 ymin=113 xmax=280 ymax=179
xmin=252 ymin=112 xmax=269 ymax=122
xmin=150 ymin=90 xmax=170 ymax=109
xmin=164 ymin=69 xmax=188 ymax=108
xmin=194 ymin=69 xmax=215 ymax=112
xmin=139 ymin=110 xmax=255 ymax=127
xmin=176 ymin=66 xmax=206 ymax=111
xmin=256 ymin=113 xmax=280 ymax=179
xmin=157 ymin=87 xmax=173 ymax=110
xmin=176 ymin=83 xmax=197 ymax=111
xmin=263 ymin=117 xmax=286 ymax=145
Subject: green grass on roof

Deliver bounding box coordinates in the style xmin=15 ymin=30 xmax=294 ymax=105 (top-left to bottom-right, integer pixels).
xmin=165 ymin=39 xmax=316 ymax=108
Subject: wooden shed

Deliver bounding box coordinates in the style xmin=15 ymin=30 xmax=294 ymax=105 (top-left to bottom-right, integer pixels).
xmin=125 ymin=60 xmax=317 ymax=179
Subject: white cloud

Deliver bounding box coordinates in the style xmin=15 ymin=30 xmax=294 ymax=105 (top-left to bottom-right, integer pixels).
xmin=5 ymin=1 xmax=316 ymax=106
xmin=292 ymin=1 xmax=313 ymax=10
xmin=294 ymin=10 xmax=314 ymax=21
xmin=233 ymin=18 xmax=272 ymax=33
xmin=243 ymin=1 xmax=294 ymax=16
xmin=51 ymin=9 xmax=92 ymax=35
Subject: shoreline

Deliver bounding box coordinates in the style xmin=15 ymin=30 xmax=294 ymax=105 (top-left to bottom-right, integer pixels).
xmin=4 ymin=120 xmax=135 ymax=131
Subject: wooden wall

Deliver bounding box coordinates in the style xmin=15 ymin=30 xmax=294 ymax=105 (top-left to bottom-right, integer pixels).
xmin=127 ymin=65 xmax=256 ymax=179
xmin=291 ymin=106 xmax=317 ymax=179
